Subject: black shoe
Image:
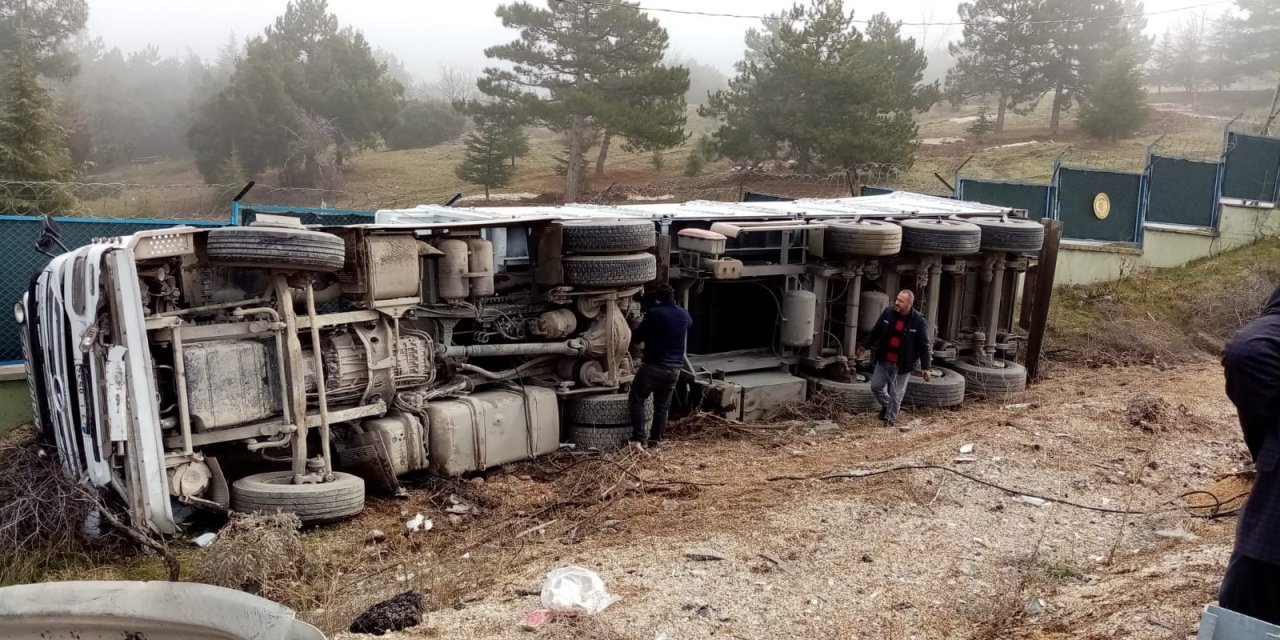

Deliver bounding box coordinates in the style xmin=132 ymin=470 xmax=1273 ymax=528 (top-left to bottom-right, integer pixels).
xmin=646 ymin=439 xmax=661 ymax=449
xmin=878 ymin=407 xmax=887 ymax=421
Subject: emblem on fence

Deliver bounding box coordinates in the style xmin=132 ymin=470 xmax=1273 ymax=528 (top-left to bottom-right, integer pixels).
xmin=1092 ymin=192 xmax=1111 ymax=220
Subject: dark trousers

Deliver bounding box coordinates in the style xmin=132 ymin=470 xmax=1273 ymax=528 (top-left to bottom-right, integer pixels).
xmin=630 ymin=364 xmax=680 ymax=443
xmin=1219 ymin=552 xmax=1280 ymax=625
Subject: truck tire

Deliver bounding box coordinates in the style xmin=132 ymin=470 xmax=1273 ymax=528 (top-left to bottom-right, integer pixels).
xmin=562 ymin=253 xmax=657 ymax=287
xmin=569 ymin=425 xmax=632 ymax=451
xmin=567 ymin=392 xmax=652 ymax=425
xmin=951 ymin=358 xmax=1027 ymax=400
xmin=823 ymin=219 xmax=903 ymax=257
xmin=902 ymin=367 xmax=966 ymax=408
xmin=559 ymin=219 xmax=656 ymax=254
xmin=963 ymin=216 xmax=1044 ymax=254
xmin=811 ymin=377 xmax=880 ymax=414
xmin=207 ymin=227 xmax=346 ymax=272
xmin=231 ymin=471 xmax=365 ymax=524
xmin=899 ymin=218 xmax=982 ymax=256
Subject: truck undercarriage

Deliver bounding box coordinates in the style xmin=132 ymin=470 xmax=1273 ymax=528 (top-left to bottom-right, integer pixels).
xmin=21 ymin=192 xmax=1050 ymax=532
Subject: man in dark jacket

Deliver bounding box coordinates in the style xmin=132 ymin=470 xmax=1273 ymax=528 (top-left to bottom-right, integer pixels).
xmin=856 ymin=289 xmax=931 ymax=428
xmin=628 ymin=284 xmax=693 ymax=449
xmin=1219 ymin=284 xmax=1280 ymax=624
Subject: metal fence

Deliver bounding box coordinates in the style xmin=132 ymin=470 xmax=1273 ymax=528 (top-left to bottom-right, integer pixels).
xmin=1054 ymin=168 xmax=1145 ymax=244
xmin=0 ymin=214 xmax=228 ymax=363
xmin=1221 ymin=133 xmax=1280 ymax=204
xmin=956 ymin=179 xmax=1054 ymax=221
xmin=1145 ymin=155 xmax=1221 ymax=227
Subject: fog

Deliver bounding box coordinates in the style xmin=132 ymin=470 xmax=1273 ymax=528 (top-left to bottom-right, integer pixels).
xmin=86 ymin=0 xmax=1211 ymax=82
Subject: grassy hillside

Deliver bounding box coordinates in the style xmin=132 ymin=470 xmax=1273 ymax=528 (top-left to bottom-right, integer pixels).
xmin=82 ymin=96 xmax=1255 ymax=212
xmin=1047 ymin=238 xmax=1280 ymax=367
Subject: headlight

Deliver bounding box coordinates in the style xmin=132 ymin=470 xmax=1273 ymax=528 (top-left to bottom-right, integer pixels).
xmin=13 ymin=302 xmax=25 ymax=325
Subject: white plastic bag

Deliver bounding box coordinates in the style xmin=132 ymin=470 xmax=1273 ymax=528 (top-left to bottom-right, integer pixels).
xmin=540 ymin=565 xmax=619 ymax=614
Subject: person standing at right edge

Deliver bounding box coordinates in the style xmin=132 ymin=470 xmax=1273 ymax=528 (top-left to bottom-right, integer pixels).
xmin=1218 ymin=284 xmax=1280 ymax=625
xmin=628 ymin=284 xmax=692 ymax=450
xmin=856 ymin=289 xmax=931 ymax=429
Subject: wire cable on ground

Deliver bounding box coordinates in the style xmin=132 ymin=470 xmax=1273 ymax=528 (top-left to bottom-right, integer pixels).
xmin=768 ymin=464 xmax=1245 ymax=518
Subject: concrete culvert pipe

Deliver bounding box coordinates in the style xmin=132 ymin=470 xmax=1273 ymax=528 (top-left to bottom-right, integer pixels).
xmin=0 ymin=580 xmax=326 ymax=640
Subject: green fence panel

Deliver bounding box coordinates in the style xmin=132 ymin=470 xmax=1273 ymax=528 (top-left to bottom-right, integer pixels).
xmin=1055 ymin=168 xmax=1143 ymax=243
xmin=239 ymin=205 xmax=374 ymax=226
xmin=0 ymin=216 xmax=226 ymax=364
xmin=1222 ymin=133 xmax=1280 ymax=202
xmin=1146 ymin=155 xmax=1219 ymax=227
xmin=956 ymin=179 xmax=1052 ymax=220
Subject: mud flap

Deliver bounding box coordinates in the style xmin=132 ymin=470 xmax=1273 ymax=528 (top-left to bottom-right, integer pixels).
xmin=336 ymin=431 xmax=404 ymax=496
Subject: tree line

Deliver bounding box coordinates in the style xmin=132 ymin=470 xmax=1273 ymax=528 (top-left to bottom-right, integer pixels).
xmin=1 ymin=0 xmax=1279 ymax=213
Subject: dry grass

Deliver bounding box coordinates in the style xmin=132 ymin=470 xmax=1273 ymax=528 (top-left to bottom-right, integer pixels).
xmin=0 ymin=426 xmax=132 ymax=586
xmin=197 ymin=512 xmax=340 ymax=610
xmin=1048 ymin=238 xmax=1280 ymax=367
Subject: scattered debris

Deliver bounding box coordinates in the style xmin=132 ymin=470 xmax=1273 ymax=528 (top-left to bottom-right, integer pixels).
xmin=1155 ymin=527 xmax=1200 ymax=542
xmin=1025 ymin=598 xmax=1046 ymax=615
xmin=684 ymin=548 xmax=728 ymax=562
xmin=519 ymin=608 xmax=554 ymax=631
xmin=349 ymin=590 xmax=424 ymax=636
xmin=541 ymin=566 xmax=618 ymax=614
xmin=811 ymin=420 xmax=840 ymax=433
xmin=1002 ymin=402 xmax=1033 ymax=410
xmin=959 ymin=443 xmax=975 ymax=454
xmin=953 ymin=455 xmax=978 ymax=464
xmin=445 ymin=494 xmax=480 ymax=516
xmin=406 ymin=514 xmax=432 ymax=532
xmin=1126 ymin=394 xmax=1169 ymax=431
xmin=365 ymin=529 xmax=386 ymax=545
xmin=191 ymin=532 xmax=217 ymax=548
xmin=758 ymin=553 xmax=794 ymax=574
xmin=1016 ymin=495 xmax=1049 ymax=507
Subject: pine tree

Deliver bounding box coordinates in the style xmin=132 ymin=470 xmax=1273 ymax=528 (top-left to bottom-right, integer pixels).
xmin=1204 ymin=11 xmax=1242 ymax=92
xmin=1149 ymin=32 xmax=1174 ymax=93
xmin=967 ymin=104 xmax=994 ymax=142
xmin=1036 ymin=0 xmax=1129 ymax=136
xmin=1077 ymin=50 xmax=1149 ymax=142
xmin=478 ymin=0 xmax=689 ymax=202
xmin=0 ymin=0 xmax=88 ymax=79
xmin=454 ymin=115 xmax=517 ymax=200
xmin=947 ymin=0 xmax=1049 ymax=133
xmin=702 ymin=0 xmax=921 ymax=171
xmin=0 ymin=41 xmax=77 ymax=214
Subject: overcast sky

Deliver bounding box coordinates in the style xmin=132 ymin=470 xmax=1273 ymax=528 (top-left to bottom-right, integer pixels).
xmin=85 ymin=0 xmax=1226 ymax=81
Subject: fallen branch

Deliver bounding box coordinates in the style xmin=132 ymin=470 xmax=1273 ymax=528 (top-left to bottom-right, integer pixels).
xmin=768 ymin=464 xmax=1146 ymax=515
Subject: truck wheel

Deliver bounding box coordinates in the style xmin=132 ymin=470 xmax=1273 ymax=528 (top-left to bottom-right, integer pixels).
xmin=559 ymin=219 xmax=656 ymax=254
xmin=951 ymin=358 xmax=1027 ymax=400
xmin=562 ymin=253 xmax=657 ymax=287
xmin=899 ymin=218 xmax=981 ymax=256
xmin=811 ymin=377 xmax=880 ymax=414
xmin=567 ymin=392 xmax=651 ymax=425
xmin=963 ymin=216 xmax=1044 ymax=253
xmin=902 ymin=367 xmax=966 ymax=408
xmin=231 ymin=471 xmax=365 ymax=524
xmin=206 ymin=227 xmax=346 ymax=272
xmin=568 ymin=424 xmax=631 ymax=451
xmin=823 ymin=219 xmax=903 ymax=257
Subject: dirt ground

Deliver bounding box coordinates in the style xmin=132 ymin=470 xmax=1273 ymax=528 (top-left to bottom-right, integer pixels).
xmin=276 ymin=358 xmax=1253 ymax=640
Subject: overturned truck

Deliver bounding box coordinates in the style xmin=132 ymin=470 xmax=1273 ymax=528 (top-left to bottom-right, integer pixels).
xmin=20 ymin=192 xmax=1050 ymax=532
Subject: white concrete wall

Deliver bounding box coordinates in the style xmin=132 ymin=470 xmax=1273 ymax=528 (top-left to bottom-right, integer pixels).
xmin=1053 ymin=203 xmax=1280 ymax=286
